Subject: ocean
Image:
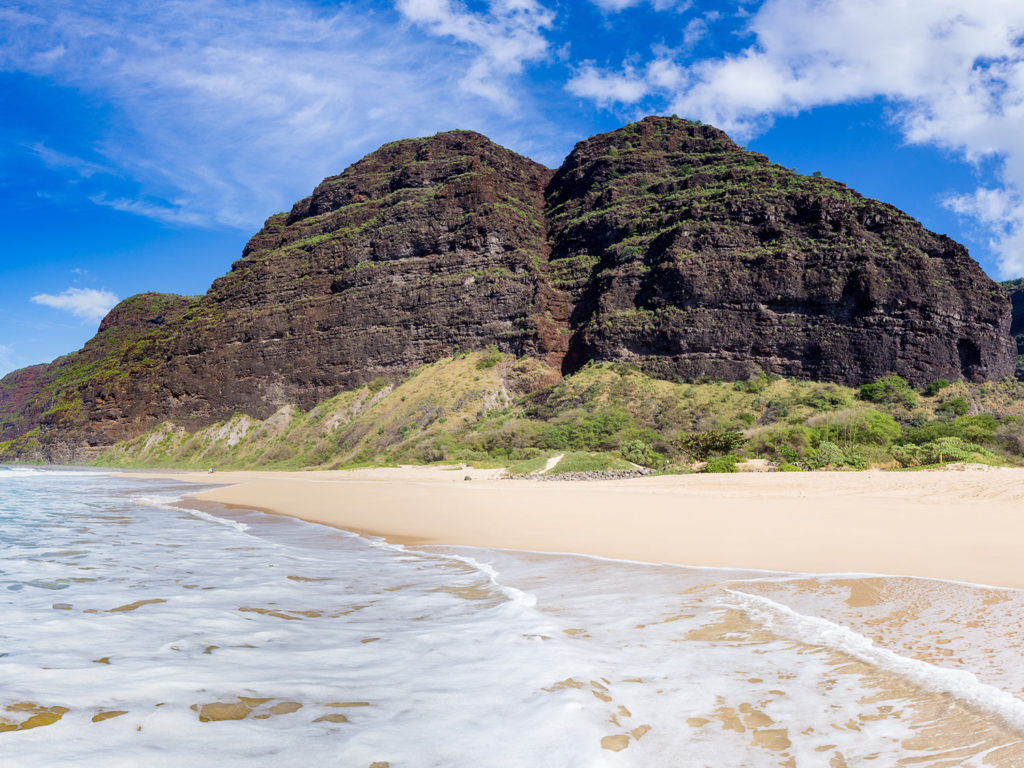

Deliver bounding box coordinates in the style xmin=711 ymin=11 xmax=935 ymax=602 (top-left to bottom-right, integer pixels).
xmin=2 ymin=466 xmax=1023 ymax=767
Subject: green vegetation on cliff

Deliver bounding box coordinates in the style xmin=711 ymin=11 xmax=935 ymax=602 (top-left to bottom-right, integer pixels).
xmin=93 ymin=350 xmax=1024 ymax=473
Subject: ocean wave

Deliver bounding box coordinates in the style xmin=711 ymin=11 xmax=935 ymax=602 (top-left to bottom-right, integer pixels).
xmin=440 ymin=552 xmax=539 ymax=609
xmin=131 ymin=494 xmax=250 ymax=532
xmin=330 ymin=529 xmax=539 ymax=609
xmin=724 ymin=587 xmax=1024 ymax=730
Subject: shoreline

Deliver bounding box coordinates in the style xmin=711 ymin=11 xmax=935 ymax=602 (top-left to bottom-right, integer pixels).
xmin=118 ymin=464 xmax=1024 ymax=590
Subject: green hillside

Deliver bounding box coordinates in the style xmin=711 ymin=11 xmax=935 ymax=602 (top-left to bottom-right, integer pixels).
xmin=93 ymin=350 xmax=1024 ymax=473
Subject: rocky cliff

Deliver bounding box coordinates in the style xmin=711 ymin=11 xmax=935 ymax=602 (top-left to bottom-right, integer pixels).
xmin=547 ymin=119 xmax=1013 ymax=383
xmin=1 ymin=117 xmax=1015 ymax=461
xmin=1000 ymin=278 xmax=1024 ymax=377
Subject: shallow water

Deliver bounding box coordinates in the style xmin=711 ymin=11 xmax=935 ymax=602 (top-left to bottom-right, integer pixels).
xmin=2 ymin=466 xmax=1023 ymax=767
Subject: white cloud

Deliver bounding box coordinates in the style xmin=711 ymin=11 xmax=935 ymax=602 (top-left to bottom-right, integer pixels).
xmin=31 ymin=288 xmax=119 ymax=323
xmin=568 ymin=0 xmax=1024 ymax=276
xmin=682 ymin=16 xmax=709 ymax=47
xmin=396 ymin=0 xmax=554 ymax=107
xmin=1 ymin=0 xmax=560 ymax=231
xmin=88 ymin=194 xmax=211 ymax=228
xmin=587 ymin=0 xmax=691 ymax=15
xmin=568 ymin=65 xmax=650 ymax=105
xmin=24 ymin=142 xmax=115 ymax=179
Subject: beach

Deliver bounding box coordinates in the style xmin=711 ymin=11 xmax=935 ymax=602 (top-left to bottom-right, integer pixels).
xmin=5 ymin=465 xmax=1024 ymax=766
xmin=134 ymin=464 xmax=1024 ymax=589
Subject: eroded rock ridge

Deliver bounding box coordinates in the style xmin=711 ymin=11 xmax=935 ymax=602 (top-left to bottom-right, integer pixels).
xmin=1 ymin=117 xmax=1014 ymax=461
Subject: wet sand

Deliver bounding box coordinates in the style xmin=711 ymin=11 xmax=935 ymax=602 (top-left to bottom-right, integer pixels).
xmin=120 ymin=464 xmax=1024 ymax=589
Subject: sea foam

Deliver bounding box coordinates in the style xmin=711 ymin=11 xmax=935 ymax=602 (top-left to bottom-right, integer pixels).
xmin=2 ymin=470 xmax=1023 ymax=766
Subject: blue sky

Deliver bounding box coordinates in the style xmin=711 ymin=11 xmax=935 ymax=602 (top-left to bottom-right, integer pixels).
xmin=3 ymin=0 xmax=1024 ymax=377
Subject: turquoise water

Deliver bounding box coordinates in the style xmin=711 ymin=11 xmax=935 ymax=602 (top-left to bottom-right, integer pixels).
xmin=2 ymin=467 xmax=1024 ymax=767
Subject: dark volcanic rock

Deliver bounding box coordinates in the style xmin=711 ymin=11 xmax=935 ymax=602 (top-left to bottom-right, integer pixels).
xmin=999 ymin=278 xmax=1024 ymax=377
xmin=547 ymin=117 xmax=1015 ymax=384
xmin=1 ymin=133 xmax=563 ymax=461
xmin=0 ymin=118 xmax=1015 ymax=461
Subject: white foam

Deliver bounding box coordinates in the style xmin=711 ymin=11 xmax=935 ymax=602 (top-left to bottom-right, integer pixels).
xmin=132 ymin=494 xmax=250 ymax=532
xmin=433 ymin=551 xmax=539 ymax=608
xmin=182 ymin=507 xmax=251 ymax=532
xmin=724 ymin=587 xmax=1024 ymax=730
xmin=1 ymin=472 xmax=1019 ymax=767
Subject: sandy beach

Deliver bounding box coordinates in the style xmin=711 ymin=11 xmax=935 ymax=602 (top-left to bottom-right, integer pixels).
xmin=126 ymin=465 xmax=1024 ymax=589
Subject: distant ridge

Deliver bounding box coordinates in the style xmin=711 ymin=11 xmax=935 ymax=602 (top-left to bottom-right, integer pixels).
xmin=0 ymin=116 xmax=1015 ymax=461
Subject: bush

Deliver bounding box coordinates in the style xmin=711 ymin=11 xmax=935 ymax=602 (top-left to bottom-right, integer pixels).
xmin=619 ymin=439 xmax=666 ymax=469
xmin=996 ymin=419 xmax=1024 ymax=455
xmin=776 ymin=462 xmax=803 ymax=472
xmin=806 ymin=441 xmax=868 ymax=470
xmin=476 ymin=347 xmax=503 ymax=370
xmin=705 ymin=454 xmax=739 ymax=473
xmin=747 ymin=425 xmax=809 ymax=462
xmin=859 ymin=375 xmax=918 ymax=408
xmin=891 ymin=437 xmax=986 ymax=467
xmin=534 ymin=408 xmax=633 ymax=451
xmin=904 ymin=414 xmax=996 ymax=446
xmin=674 ymin=429 xmax=745 ymax=460
xmin=922 ymin=379 xmax=951 ymax=397
xmin=808 ymin=409 xmax=902 ymax=446
xmin=935 ymin=397 xmax=969 ymax=419
xmin=734 ymin=372 xmax=768 ymax=393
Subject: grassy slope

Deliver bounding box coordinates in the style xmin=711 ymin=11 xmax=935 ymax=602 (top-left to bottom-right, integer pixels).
xmin=96 ymin=351 xmax=1024 ymax=472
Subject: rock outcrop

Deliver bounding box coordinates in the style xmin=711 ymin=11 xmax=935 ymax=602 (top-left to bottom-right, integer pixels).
xmin=1 ymin=117 xmax=1015 ymax=461
xmin=548 ymin=119 xmax=1014 ymax=383
xmin=999 ymin=278 xmax=1024 ymax=377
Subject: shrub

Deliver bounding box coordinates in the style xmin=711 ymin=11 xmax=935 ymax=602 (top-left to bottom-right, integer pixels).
xmin=619 ymin=439 xmax=666 ymax=469
xmin=776 ymin=462 xmax=803 ymax=472
xmin=859 ymin=375 xmax=918 ymax=408
xmin=674 ymin=429 xmax=745 ymax=460
xmin=746 ymin=425 xmax=810 ymax=462
xmin=734 ymin=372 xmax=768 ymax=393
xmin=996 ymin=419 xmax=1024 ymax=455
xmin=891 ymin=436 xmax=986 ymax=467
xmin=921 ymin=379 xmax=951 ymax=397
xmin=935 ymin=397 xmax=969 ymax=419
xmin=535 ymin=408 xmax=633 ymax=451
xmin=476 ymin=347 xmax=503 ymax=370
xmin=705 ymin=454 xmax=739 ymax=473
xmin=808 ymin=441 xmax=845 ymax=469
xmin=806 ymin=441 xmax=868 ymax=470
xmin=904 ymin=414 xmax=996 ymax=445
xmin=808 ymin=409 xmax=901 ymax=446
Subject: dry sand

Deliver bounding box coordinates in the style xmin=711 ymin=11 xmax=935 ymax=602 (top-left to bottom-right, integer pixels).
xmin=124 ymin=465 xmax=1024 ymax=589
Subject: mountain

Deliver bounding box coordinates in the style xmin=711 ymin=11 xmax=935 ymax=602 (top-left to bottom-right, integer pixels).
xmin=1000 ymin=278 xmax=1024 ymax=375
xmin=1 ymin=116 xmax=1015 ymax=462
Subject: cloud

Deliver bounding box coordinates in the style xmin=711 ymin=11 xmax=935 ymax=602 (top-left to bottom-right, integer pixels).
xmin=567 ymin=0 xmax=1024 ymax=276
xmin=586 ymin=0 xmax=691 ymax=14
xmin=396 ymin=0 xmax=554 ymax=106
xmin=31 ymin=287 xmax=119 ymax=323
xmin=568 ymin=65 xmax=651 ymax=105
xmin=1 ymin=0 xmax=560 ymax=231
xmin=88 ymin=194 xmax=211 ymax=228
xmin=23 ymin=142 xmax=115 ymax=179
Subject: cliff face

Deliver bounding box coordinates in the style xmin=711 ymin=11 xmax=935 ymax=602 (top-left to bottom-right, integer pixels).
xmin=548 ymin=118 xmax=1014 ymax=383
xmin=999 ymin=278 xmax=1024 ymax=377
xmin=1 ymin=117 xmax=1015 ymax=461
